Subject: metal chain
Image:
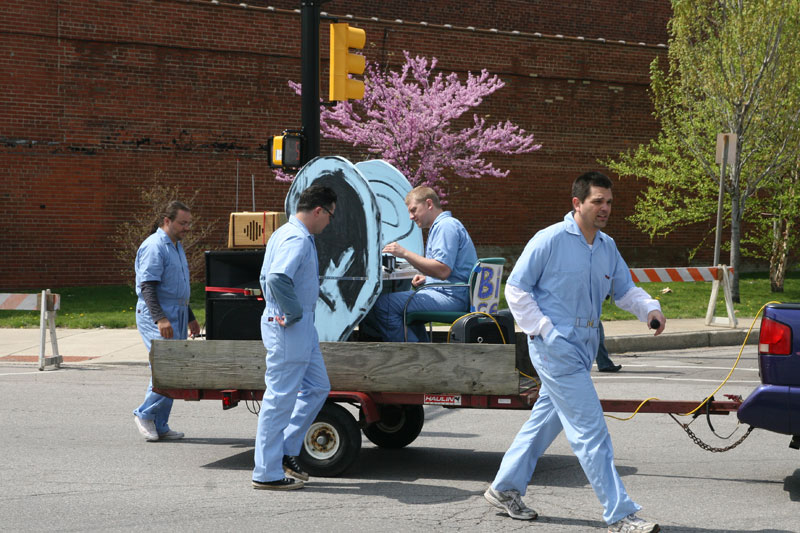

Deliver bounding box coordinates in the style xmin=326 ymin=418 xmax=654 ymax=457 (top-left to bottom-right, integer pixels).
xmin=669 ymin=414 xmax=755 ymax=452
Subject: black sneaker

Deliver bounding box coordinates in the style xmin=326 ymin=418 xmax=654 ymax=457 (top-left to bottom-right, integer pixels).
xmin=282 ymin=455 xmax=310 ymax=481
xmin=252 ymin=477 xmax=304 ymax=490
xmin=599 ymin=364 xmax=622 ymax=373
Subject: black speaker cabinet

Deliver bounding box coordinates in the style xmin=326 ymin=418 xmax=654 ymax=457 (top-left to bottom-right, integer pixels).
xmin=205 ymin=250 xmax=265 ymax=340
xmin=206 ymin=296 xmax=265 ymax=340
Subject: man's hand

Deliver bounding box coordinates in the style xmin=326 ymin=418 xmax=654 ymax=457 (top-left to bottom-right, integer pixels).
xmin=411 ymin=274 xmax=426 ymax=288
xmin=384 ymin=241 xmax=451 ymax=280
xmin=276 ymin=315 xmax=286 ymax=327
xmin=647 ymin=310 xmax=666 ymax=336
xmin=157 ymin=318 xmax=174 ymax=339
xmin=188 ymin=319 xmax=201 ymax=338
xmin=382 ymin=242 xmax=407 ymax=259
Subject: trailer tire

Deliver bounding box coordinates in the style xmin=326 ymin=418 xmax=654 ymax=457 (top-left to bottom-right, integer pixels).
xmin=362 ymin=404 xmax=425 ymax=449
xmin=298 ymin=402 xmax=361 ymax=477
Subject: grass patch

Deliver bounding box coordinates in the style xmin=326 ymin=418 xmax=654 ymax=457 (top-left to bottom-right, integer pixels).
xmin=1 ymin=272 xmax=797 ymax=329
xmin=600 ymin=271 xmax=800 ymax=321
xmin=0 ymin=284 xmax=207 ymax=329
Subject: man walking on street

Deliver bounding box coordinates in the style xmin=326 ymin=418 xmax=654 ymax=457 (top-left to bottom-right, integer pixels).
xmin=133 ymin=200 xmax=200 ymax=442
xmin=484 ymin=172 xmax=665 ymax=533
xmin=252 ymin=185 xmax=336 ymax=490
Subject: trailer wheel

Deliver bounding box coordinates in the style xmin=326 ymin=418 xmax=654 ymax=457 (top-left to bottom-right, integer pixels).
xmin=298 ymin=402 xmax=361 ymax=477
xmin=362 ymin=404 xmax=425 ymax=449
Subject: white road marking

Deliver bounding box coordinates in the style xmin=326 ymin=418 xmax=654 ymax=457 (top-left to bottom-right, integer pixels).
xmin=0 ymin=371 xmax=61 ymax=377
xmin=618 ymin=364 xmax=758 ymax=371
xmin=594 ymin=375 xmax=761 ymax=383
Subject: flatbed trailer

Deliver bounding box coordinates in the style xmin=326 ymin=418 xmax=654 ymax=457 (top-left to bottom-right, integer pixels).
xmin=152 ymin=337 xmax=743 ymax=476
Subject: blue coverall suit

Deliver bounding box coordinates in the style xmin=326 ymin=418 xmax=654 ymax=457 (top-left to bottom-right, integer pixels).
xmin=253 ymin=216 xmax=331 ymax=483
xmin=372 ymin=211 xmax=478 ymax=342
xmin=133 ymin=227 xmax=191 ymax=434
xmin=491 ymin=212 xmax=658 ymax=525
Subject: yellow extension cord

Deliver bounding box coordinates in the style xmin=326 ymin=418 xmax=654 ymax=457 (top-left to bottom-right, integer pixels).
xmin=604 ymin=301 xmax=782 ymax=421
xmin=445 ymin=303 xmax=783 ymax=419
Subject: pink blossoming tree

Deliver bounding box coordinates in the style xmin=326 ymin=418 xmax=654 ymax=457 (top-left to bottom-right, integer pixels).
xmin=279 ymin=52 xmax=540 ymax=199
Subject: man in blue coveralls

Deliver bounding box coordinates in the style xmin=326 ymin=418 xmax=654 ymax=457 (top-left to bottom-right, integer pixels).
xmin=484 ymin=172 xmax=666 ymax=533
xmin=133 ymin=201 xmax=200 ymax=442
xmin=252 ymin=185 xmax=336 ymax=490
xmin=370 ymin=186 xmax=477 ymax=342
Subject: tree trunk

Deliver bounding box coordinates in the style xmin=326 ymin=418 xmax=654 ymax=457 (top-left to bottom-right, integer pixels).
xmin=769 ymin=175 xmax=797 ymax=293
xmin=769 ymin=210 xmax=792 ymax=294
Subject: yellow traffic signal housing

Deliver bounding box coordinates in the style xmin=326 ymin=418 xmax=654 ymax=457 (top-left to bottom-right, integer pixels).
xmin=329 ymin=22 xmax=366 ymax=101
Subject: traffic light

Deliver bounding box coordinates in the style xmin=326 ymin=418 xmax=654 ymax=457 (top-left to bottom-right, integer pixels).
xmin=329 ymin=22 xmax=366 ymax=101
xmin=268 ymin=132 xmax=303 ymax=169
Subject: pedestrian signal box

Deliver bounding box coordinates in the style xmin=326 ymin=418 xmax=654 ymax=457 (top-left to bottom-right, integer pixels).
xmin=268 ymin=133 xmax=303 ymax=169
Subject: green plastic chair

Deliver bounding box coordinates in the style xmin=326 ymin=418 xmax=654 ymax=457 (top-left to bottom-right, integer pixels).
xmin=402 ymin=257 xmax=506 ymax=342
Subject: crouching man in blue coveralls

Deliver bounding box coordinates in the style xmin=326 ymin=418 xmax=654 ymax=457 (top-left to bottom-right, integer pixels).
xmin=133 ymin=201 xmax=200 ymax=442
xmin=368 ymin=186 xmax=477 ymax=342
xmin=484 ymin=172 xmax=666 ymax=533
xmin=252 ymin=185 xmax=336 ymax=490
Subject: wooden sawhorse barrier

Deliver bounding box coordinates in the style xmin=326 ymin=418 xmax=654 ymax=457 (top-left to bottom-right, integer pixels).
xmin=0 ymin=290 xmax=63 ymax=370
xmin=629 ymin=266 xmax=737 ymax=328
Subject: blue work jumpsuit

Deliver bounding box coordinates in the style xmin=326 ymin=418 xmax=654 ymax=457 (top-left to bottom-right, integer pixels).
xmin=252 ymin=216 xmax=331 ymax=483
xmin=491 ymin=212 xmax=654 ymax=525
xmin=133 ymin=228 xmax=191 ymax=434
xmin=372 ymin=211 xmax=478 ymax=342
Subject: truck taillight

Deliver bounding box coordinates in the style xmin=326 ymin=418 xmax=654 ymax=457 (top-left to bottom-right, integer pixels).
xmin=759 ymin=317 xmax=792 ymax=355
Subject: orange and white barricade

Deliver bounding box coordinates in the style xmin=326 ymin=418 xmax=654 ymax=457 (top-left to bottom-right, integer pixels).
xmin=629 ymin=266 xmax=736 ymax=328
xmin=0 ymin=290 xmax=62 ymax=370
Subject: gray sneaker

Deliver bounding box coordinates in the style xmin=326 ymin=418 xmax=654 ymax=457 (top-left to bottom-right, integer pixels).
xmin=158 ymin=429 xmax=185 ymax=440
xmin=484 ymin=486 xmax=538 ymax=520
xmin=608 ymin=513 xmax=660 ymax=533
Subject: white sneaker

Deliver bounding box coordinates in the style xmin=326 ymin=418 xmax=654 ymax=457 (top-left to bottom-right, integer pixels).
xmin=158 ymin=429 xmax=184 ymax=440
xmin=134 ymin=416 xmax=159 ymax=442
xmin=608 ymin=513 xmax=660 ymax=533
xmin=484 ymin=486 xmax=538 ymax=520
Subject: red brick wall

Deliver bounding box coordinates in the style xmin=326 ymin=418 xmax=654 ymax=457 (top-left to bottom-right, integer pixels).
xmin=1 ymin=0 xmax=709 ymax=289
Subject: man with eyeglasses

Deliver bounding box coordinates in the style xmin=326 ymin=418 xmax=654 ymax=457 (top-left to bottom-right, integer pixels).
xmin=252 ymin=184 xmax=337 ymax=491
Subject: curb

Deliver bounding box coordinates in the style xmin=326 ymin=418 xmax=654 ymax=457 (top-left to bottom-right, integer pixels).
xmin=606 ymin=329 xmax=759 ymax=354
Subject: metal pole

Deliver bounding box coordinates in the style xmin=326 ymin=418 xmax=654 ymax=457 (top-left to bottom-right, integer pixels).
xmin=301 ymin=1 xmax=321 ymax=164
xmin=713 ymin=137 xmax=729 ymax=266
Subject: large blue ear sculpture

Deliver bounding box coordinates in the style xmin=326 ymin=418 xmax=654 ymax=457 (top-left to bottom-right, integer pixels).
xmin=285 ymin=156 xmax=382 ymax=341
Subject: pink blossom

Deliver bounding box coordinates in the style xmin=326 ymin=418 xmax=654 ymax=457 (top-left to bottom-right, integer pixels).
xmin=280 ymin=52 xmax=541 ymax=199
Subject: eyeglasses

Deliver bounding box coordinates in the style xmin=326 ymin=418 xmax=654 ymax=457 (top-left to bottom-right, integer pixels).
xmin=322 ymin=206 xmax=335 ymax=220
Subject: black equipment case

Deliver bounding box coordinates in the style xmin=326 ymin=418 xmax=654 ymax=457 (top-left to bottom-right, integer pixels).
xmin=449 ymin=309 xmax=515 ymax=344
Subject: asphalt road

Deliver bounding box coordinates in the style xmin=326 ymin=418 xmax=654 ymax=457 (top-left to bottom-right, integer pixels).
xmin=1 ymin=346 xmax=798 ymax=532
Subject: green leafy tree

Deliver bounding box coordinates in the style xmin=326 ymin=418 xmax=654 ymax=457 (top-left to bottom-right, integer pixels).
xmin=741 ymin=160 xmax=800 ymax=291
xmin=608 ymin=0 xmax=800 ymax=300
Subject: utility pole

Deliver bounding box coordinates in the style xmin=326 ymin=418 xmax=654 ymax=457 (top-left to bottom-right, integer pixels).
xmin=300 ymin=1 xmax=326 ymax=165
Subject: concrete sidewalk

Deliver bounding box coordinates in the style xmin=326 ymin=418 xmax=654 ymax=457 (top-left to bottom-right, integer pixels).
xmin=0 ymin=317 xmax=760 ymax=366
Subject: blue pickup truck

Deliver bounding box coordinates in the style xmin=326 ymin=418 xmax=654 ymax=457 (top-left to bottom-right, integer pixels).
xmin=737 ymin=303 xmax=800 ymax=450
